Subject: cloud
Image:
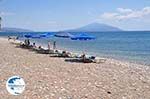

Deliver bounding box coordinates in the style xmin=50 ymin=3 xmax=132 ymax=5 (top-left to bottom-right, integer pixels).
xmin=100 ymin=7 xmax=150 ymax=20
xmin=0 ymin=12 xmax=15 ymax=16
xmin=117 ymin=8 xmax=133 ymax=13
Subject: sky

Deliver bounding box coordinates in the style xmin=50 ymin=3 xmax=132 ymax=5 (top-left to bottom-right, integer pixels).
xmin=0 ymin=0 xmax=150 ymax=31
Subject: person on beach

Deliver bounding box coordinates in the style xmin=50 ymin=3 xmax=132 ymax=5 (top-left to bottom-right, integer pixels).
xmin=61 ymin=50 xmax=71 ymax=57
xmin=38 ymin=46 xmax=42 ymax=49
xmin=8 ymin=36 xmax=11 ymax=41
xmin=27 ymin=39 xmax=30 ymax=46
xmin=16 ymin=36 xmax=19 ymax=40
xmin=81 ymin=53 xmax=86 ymax=60
xmin=81 ymin=53 xmax=87 ymax=63
xmin=32 ymin=43 xmax=36 ymax=48
xmin=24 ymin=39 xmax=30 ymax=46
xmin=24 ymin=39 xmax=27 ymax=45
xmin=53 ymin=41 xmax=56 ymax=50
xmin=48 ymin=41 xmax=51 ymax=50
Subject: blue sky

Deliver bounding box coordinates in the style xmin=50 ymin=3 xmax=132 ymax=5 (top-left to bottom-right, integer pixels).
xmin=0 ymin=0 xmax=150 ymax=31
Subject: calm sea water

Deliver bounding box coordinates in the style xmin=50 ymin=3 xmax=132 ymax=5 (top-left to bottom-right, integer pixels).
xmin=0 ymin=31 xmax=150 ymax=65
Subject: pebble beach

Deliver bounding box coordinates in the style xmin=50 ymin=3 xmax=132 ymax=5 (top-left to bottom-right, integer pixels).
xmin=0 ymin=37 xmax=150 ymax=99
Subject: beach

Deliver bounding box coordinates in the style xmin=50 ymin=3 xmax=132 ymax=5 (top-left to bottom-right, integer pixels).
xmin=0 ymin=37 xmax=150 ymax=99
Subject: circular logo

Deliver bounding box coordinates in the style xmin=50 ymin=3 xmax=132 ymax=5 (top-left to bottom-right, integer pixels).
xmin=6 ymin=76 xmax=25 ymax=95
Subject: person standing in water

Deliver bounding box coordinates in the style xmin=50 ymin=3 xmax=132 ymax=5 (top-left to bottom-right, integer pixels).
xmin=53 ymin=41 xmax=56 ymax=50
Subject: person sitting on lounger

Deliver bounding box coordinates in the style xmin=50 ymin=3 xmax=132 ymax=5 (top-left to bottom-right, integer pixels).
xmin=38 ymin=46 xmax=42 ymax=49
xmin=81 ymin=54 xmax=86 ymax=59
xmin=62 ymin=51 xmax=68 ymax=57
xmin=32 ymin=43 xmax=36 ymax=48
xmin=55 ymin=50 xmax=59 ymax=53
xmin=81 ymin=53 xmax=93 ymax=63
xmin=53 ymin=50 xmax=71 ymax=57
xmin=8 ymin=36 xmax=11 ymax=41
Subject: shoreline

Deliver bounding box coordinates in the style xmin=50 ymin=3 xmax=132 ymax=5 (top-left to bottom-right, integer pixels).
xmin=18 ymin=36 xmax=150 ymax=67
xmin=20 ymin=37 xmax=150 ymax=68
xmin=0 ymin=37 xmax=150 ymax=98
xmin=1 ymin=35 xmax=150 ymax=66
xmin=3 ymin=36 xmax=150 ymax=71
xmin=5 ymin=37 xmax=150 ymax=70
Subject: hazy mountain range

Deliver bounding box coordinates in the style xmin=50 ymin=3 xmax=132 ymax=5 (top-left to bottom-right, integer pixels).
xmin=0 ymin=23 xmax=122 ymax=32
xmin=0 ymin=27 xmax=33 ymax=32
xmin=64 ymin=23 xmax=122 ymax=32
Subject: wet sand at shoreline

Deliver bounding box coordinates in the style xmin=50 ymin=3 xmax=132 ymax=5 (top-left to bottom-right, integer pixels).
xmin=0 ymin=37 xmax=150 ymax=99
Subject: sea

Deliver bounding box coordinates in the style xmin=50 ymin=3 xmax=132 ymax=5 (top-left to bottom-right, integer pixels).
xmin=0 ymin=31 xmax=150 ymax=65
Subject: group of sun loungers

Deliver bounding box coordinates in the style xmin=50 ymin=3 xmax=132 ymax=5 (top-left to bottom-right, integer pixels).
xmin=13 ymin=40 xmax=106 ymax=63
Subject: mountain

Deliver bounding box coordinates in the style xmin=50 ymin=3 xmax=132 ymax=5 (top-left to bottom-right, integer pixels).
xmin=0 ymin=27 xmax=33 ymax=32
xmin=64 ymin=23 xmax=122 ymax=32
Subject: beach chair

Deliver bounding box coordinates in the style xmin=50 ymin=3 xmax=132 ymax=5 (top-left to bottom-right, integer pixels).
xmin=65 ymin=55 xmax=106 ymax=63
xmin=35 ymin=48 xmax=53 ymax=54
xmin=19 ymin=43 xmax=33 ymax=49
xmin=93 ymin=58 xmax=107 ymax=63
xmin=65 ymin=55 xmax=95 ymax=63
xmin=50 ymin=50 xmax=71 ymax=58
xmin=65 ymin=57 xmax=93 ymax=63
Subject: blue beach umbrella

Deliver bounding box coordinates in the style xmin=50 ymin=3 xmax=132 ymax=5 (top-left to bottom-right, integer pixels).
xmin=40 ymin=33 xmax=55 ymax=38
xmin=70 ymin=33 xmax=96 ymax=40
xmin=24 ymin=34 xmax=33 ymax=38
xmin=23 ymin=33 xmax=54 ymax=45
xmin=55 ymin=32 xmax=73 ymax=38
xmin=23 ymin=34 xmax=41 ymax=39
xmin=22 ymin=33 xmax=55 ymax=49
xmin=24 ymin=33 xmax=54 ymax=39
xmin=31 ymin=35 xmax=41 ymax=39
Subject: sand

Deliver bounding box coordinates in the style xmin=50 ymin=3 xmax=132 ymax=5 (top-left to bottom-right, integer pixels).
xmin=0 ymin=37 xmax=150 ymax=99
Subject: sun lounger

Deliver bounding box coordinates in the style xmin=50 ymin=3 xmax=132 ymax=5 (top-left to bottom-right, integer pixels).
xmin=50 ymin=50 xmax=72 ymax=58
xmin=36 ymin=49 xmax=49 ymax=54
xmin=19 ymin=44 xmax=33 ymax=49
xmin=65 ymin=55 xmax=106 ymax=63
xmin=93 ymin=58 xmax=107 ymax=63
xmin=9 ymin=40 xmax=22 ymax=45
xmin=14 ymin=42 xmax=32 ymax=49
xmin=34 ymin=48 xmax=55 ymax=54
xmin=65 ymin=57 xmax=93 ymax=63
xmin=65 ymin=55 xmax=95 ymax=63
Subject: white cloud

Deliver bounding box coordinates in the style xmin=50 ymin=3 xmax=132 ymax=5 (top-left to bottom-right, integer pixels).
xmin=117 ymin=8 xmax=133 ymax=13
xmin=101 ymin=13 xmax=118 ymax=19
xmin=100 ymin=7 xmax=150 ymax=20
xmin=0 ymin=12 xmax=15 ymax=16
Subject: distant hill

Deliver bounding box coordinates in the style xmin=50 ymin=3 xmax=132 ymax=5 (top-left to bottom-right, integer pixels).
xmin=0 ymin=27 xmax=33 ymax=32
xmin=64 ymin=23 xmax=122 ymax=32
